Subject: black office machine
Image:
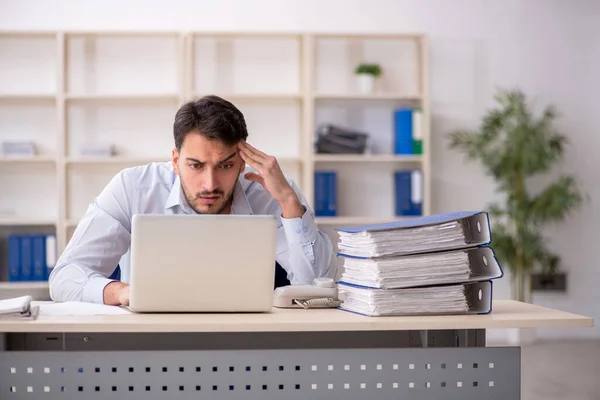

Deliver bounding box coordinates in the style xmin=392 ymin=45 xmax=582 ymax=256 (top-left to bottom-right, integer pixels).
xmin=315 ymin=124 xmax=369 ymax=154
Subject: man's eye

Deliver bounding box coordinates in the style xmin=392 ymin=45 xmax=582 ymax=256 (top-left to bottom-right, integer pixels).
xmin=220 ymin=164 xmax=233 ymax=169
xmin=189 ymin=164 xmax=203 ymax=170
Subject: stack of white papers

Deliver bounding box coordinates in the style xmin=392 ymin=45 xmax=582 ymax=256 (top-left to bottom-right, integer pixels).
xmin=337 ymin=221 xmax=467 ymax=258
xmin=340 ymin=250 xmax=472 ymax=289
xmin=333 ymin=212 xmax=501 ymax=316
xmin=338 ymin=283 xmax=470 ymax=316
xmin=38 ymin=302 xmax=132 ymax=316
xmin=0 ymin=296 xmax=39 ymax=320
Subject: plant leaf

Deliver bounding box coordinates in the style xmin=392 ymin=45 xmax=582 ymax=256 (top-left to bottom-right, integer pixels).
xmin=529 ymin=176 xmax=584 ymax=224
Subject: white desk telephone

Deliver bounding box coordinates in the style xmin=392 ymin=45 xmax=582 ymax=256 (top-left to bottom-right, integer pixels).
xmin=273 ymin=278 xmax=342 ymax=309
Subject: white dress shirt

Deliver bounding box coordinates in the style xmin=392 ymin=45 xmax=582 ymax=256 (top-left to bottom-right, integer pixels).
xmin=49 ymin=161 xmax=337 ymax=304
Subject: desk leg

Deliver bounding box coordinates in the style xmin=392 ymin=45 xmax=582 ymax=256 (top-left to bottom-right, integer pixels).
xmin=1 ymin=330 xmax=519 ymax=400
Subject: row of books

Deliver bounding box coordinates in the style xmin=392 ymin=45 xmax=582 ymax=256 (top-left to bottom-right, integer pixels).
xmin=7 ymin=234 xmax=57 ymax=281
xmin=314 ymin=170 xmax=422 ymax=217
xmin=333 ymin=211 xmax=503 ymax=316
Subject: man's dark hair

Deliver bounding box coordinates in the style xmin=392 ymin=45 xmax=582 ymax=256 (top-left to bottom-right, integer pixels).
xmin=173 ymin=95 xmax=248 ymax=150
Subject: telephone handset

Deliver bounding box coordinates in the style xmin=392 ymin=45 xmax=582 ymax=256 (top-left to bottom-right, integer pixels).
xmin=273 ymin=278 xmax=342 ymax=309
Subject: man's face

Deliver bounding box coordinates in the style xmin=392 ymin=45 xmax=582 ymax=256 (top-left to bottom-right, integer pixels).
xmin=172 ymin=132 xmax=245 ymax=214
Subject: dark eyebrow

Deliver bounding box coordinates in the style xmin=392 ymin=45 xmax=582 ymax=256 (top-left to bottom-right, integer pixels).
xmin=185 ymin=152 xmax=237 ymax=165
xmin=217 ymin=152 xmax=237 ymax=164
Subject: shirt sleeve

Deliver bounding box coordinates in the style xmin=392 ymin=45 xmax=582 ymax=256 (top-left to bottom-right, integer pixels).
xmin=49 ymin=171 xmax=134 ymax=304
xmin=277 ymin=181 xmax=338 ymax=285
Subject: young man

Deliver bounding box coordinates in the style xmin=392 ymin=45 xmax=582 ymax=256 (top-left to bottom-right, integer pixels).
xmin=49 ymin=95 xmax=337 ymax=306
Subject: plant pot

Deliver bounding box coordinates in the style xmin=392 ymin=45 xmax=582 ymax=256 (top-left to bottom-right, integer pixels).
xmin=356 ymin=74 xmax=376 ymax=94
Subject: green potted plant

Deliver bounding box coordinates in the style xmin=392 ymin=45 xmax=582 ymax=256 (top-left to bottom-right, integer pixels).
xmin=448 ymin=88 xmax=584 ymax=304
xmin=354 ymin=63 xmax=382 ymax=94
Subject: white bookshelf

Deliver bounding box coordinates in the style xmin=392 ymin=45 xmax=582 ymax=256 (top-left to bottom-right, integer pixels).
xmin=0 ymin=30 xmax=430 ymax=292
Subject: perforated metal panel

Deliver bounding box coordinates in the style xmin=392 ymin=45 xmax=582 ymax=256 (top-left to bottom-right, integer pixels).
xmin=1 ymin=347 xmax=520 ymax=399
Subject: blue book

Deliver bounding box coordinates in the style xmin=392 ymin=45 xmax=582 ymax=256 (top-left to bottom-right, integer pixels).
xmin=8 ymin=235 xmax=21 ymax=281
xmin=335 ymin=211 xmax=492 ymax=258
xmin=394 ymin=108 xmax=414 ymax=154
xmin=395 ymin=170 xmax=422 ymax=216
xmin=20 ymin=235 xmax=33 ymax=281
xmin=32 ymin=235 xmax=47 ymax=281
xmin=314 ymin=171 xmax=337 ymax=217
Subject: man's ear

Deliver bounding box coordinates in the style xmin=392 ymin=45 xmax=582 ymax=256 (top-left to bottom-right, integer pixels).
xmin=171 ymin=148 xmax=180 ymax=175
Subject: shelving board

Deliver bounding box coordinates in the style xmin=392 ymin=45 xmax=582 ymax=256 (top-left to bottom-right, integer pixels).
xmin=314 ymin=154 xmax=422 ymax=163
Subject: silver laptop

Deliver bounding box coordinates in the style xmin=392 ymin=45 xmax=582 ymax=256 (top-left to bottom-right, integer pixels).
xmin=128 ymin=214 xmax=277 ymax=313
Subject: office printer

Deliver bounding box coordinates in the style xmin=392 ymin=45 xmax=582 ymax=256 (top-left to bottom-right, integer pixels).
xmin=315 ymin=124 xmax=369 ymax=154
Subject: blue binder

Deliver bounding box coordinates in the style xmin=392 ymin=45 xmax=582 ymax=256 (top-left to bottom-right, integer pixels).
xmin=8 ymin=235 xmax=21 ymax=281
xmin=394 ymin=108 xmax=414 ymax=154
xmin=395 ymin=170 xmax=422 ymax=216
xmin=314 ymin=171 xmax=337 ymax=217
xmin=32 ymin=235 xmax=47 ymax=281
xmin=335 ymin=211 xmax=492 ymax=258
xmin=20 ymin=235 xmax=33 ymax=281
xmin=337 ymin=280 xmax=495 ymax=316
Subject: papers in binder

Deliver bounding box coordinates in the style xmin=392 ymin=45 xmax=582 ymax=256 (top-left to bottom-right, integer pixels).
xmin=0 ymin=295 xmax=39 ymax=320
xmin=336 ymin=211 xmax=491 ymax=258
xmin=338 ymin=281 xmax=492 ymax=316
xmin=339 ymin=247 xmax=503 ymax=289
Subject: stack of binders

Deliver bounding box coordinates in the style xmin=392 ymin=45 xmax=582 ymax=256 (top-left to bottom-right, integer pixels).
xmin=334 ymin=211 xmax=503 ymax=316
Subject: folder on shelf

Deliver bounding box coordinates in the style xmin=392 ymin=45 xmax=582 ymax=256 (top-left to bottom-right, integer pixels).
xmin=393 ymin=108 xmax=422 ymax=155
xmin=45 ymin=234 xmax=57 ymax=274
xmin=339 ymin=246 xmax=503 ymax=289
xmin=19 ymin=235 xmax=33 ymax=281
xmin=6 ymin=234 xmax=56 ymax=282
xmin=314 ymin=171 xmax=337 ymax=217
xmin=337 ymin=280 xmax=493 ymax=317
xmin=32 ymin=235 xmax=47 ymax=281
xmin=395 ymin=170 xmax=422 ymax=216
xmin=335 ymin=211 xmax=491 ymax=258
xmin=0 ymin=295 xmax=39 ymax=320
xmin=8 ymin=235 xmax=20 ymax=281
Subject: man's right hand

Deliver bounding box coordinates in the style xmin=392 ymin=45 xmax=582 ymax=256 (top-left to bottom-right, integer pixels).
xmin=103 ymin=281 xmax=130 ymax=306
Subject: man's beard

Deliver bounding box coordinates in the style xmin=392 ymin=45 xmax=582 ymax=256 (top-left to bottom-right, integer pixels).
xmin=182 ymin=184 xmax=235 ymax=215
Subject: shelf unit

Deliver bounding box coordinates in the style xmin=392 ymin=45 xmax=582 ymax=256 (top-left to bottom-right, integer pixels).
xmin=0 ymin=31 xmax=430 ymax=288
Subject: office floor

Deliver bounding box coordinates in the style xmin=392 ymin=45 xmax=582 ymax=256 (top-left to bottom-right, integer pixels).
xmin=521 ymin=340 xmax=600 ymax=400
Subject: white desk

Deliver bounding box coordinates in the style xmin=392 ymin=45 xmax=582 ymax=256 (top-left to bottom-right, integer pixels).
xmin=0 ymin=300 xmax=593 ymax=400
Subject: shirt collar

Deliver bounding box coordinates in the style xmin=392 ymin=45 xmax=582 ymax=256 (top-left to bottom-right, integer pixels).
xmin=165 ymin=174 xmax=253 ymax=215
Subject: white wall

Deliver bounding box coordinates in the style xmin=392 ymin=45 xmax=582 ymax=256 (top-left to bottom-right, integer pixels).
xmin=2 ymin=0 xmax=599 ymax=339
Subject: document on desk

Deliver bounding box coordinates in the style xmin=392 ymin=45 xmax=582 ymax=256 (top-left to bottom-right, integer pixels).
xmin=336 ymin=211 xmax=491 ymax=258
xmin=39 ymin=302 xmax=132 ymax=316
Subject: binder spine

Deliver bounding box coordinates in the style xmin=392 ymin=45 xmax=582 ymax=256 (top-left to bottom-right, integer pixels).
xmin=412 ymin=108 xmax=423 ymax=155
xmin=45 ymin=235 xmax=57 ymax=278
xmin=460 ymin=212 xmax=492 ymax=246
xmin=20 ymin=236 xmax=33 ymax=281
xmin=21 ymin=235 xmax=33 ymax=281
xmin=8 ymin=235 xmax=21 ymax=282
xmin=395 ymin=171 xmax=422 ymax=216
xmin=466 ymin=246 xmax=504 ymax=280
xmin=314 ymin=171 xmax=337 ymax=217
xmin=32 ymin=235 xmax=47 ymax=281
xmin=394 ymin=108 xmax=414 ymax=154
xmin=464 ymin=280 xmax=493 ymax=314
